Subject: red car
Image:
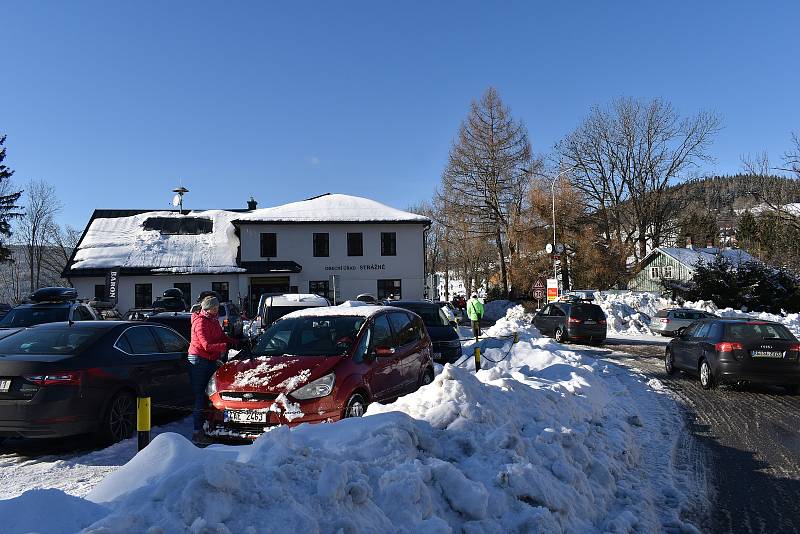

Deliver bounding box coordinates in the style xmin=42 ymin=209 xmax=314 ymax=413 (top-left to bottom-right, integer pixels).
xmin=204 ymin=306 xmax=435 ymax=440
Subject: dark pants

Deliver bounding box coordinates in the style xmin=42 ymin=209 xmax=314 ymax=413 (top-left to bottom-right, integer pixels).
xmin=471 ymin=319 xmax=482 ymax=338
xmin=188 ymin=355 xmax=217 ymax=432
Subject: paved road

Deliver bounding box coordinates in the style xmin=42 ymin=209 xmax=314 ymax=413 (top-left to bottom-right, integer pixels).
xmin=578 ymin=336 xmax=800 ymax=534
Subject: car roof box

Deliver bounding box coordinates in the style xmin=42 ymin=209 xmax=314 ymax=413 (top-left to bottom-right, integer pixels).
xmin=30 ymin=287 xmax=78 ymax=303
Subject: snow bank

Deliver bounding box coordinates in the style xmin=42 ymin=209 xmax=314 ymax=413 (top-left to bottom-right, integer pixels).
xmin=594 ymin=292 xmax=668 ymax=335
xmin=1 ymin=313 xmax=702 ymax=533
xmin=482 ymin=299 xmax=517 ymax=322
xmin=681 ymin=300 xmax=800 ymax=337
xmin=0 ymin=489 xmax=109 ymax=533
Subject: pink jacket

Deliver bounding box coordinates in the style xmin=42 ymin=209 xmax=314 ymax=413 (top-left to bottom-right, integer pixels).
xmin=188 ymin=312 xmax=235 ymax=361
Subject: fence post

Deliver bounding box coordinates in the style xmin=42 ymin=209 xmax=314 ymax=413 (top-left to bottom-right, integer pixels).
xmin=473 ymin=346 xmax=481 ymax=371
xmin=137 ymin=397 xmax=151 ymax=451
xmin=513 ymin=332 xmax=519 ymax=344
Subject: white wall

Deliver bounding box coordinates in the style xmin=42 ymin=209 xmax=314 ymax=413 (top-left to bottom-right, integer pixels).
xmin=72 ymin=274 xmax=241 ymax=313
xmin=239 ymin=223 xmax=426 ymax=300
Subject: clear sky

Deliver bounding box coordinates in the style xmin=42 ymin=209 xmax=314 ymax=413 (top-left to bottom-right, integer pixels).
xmin=1 ymin=1 xmax=798 ymax=229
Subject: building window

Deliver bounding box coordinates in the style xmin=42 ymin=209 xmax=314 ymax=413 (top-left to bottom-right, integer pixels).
xmin=381 ymin=232 xmax=396 ymax=256
xmin=309 ymin=280 xmax=329 ymax=299
xmin=135 ymin=284 xmax=152 ymax=308
xmin=649 ymin=266 xmax=660 ymax=279
xmin=260 ymin=233 xmax=277 ymax=258
xmin=212 ymin=282 xmax=229 ymax=302
xmin=173 ymin=283 xmax=191 ymax=307
xmin=94 ymin=284 xmax=105 ymax=300
xmin=662 ymin=265 xmax=673 ymax=279
xmin=377 ymin=279 xmax=402 ymax=300
xmin=313 ymin=233 xmax=329 ymax=257
xmin=347 ymin=232 xmax=363 ymax=256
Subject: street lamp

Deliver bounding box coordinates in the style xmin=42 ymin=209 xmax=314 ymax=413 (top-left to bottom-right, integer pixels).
xmin=549 ymin=167 xmax=573 ymax=292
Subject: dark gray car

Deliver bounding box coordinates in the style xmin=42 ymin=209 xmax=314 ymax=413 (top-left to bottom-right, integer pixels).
xmin=532 ymin=302 xmax=607 ymax=345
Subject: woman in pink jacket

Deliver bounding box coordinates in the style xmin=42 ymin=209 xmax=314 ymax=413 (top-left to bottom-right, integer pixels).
xmin=188 ymin=296 xmax=237 ymax=443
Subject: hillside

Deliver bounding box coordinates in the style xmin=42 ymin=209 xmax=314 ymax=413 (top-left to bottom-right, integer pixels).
xmin=670 ymin=174 xmax=800 ymax=218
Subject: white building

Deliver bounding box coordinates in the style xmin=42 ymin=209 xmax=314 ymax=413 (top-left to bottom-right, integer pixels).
xmin=64 ymin=193 xmax=430 ymax=313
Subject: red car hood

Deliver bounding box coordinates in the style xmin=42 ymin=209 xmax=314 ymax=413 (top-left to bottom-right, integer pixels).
xmin=215 ymin=355 xmax=343 ymax=393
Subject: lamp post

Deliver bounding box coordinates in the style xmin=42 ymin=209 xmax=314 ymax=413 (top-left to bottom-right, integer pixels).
xmin=549 ymin=168 xmax=572 ymax=292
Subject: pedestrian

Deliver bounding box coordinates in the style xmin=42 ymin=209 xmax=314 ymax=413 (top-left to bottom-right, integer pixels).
xmin=188 ymin=295 xmax=238 ymax=444
xmin=466 ymin=293 xmax=484 ymax=339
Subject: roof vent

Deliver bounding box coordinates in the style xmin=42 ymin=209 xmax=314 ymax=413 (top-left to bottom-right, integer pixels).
xmin=247 ymin=197 xmax=258 ymax=210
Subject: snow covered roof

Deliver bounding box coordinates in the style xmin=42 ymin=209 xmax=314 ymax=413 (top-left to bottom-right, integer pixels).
xmin=234 ymin=193 xmax=430 ymax=224
xmin=70 ymin=210 xmax=243 ymax=274
xmin=657 ymin=247 xmax=756 ymax=271
xmin=281 ymin=303 xmax=395 ymax=320
xmin=66 ymin=193 xmax=428 ymax=275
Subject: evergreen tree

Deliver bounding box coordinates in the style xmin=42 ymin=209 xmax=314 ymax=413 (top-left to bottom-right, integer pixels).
xmin=0 ymin=135 xmax=23 ymax=262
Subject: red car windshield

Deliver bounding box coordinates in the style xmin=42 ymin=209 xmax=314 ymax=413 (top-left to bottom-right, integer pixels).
xmin=252 ymin=316 xmax=366 ymax=357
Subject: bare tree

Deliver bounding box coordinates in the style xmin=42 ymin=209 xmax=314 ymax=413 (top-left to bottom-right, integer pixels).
xmin=440 ymin=87 xmax=533 ymax=297
xmin=558 ymin=97 xmax=721 ymax=260
xmin=742 ymin=132 xmax=800 ymax=231
xmin=18 ymin=180 xmax=63 ymax=292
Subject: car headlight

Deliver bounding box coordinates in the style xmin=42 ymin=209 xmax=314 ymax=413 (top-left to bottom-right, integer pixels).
xmin=290 ymin=373 xmax=335 ymax=400
xmin=206 ymin=372 xmax=217 ymax=396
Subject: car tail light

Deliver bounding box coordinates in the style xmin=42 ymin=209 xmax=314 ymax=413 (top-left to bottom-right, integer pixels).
xmin=660 ymin=318 xmax=670 ymax=323
xmin=598 ymin=319 xmax=607 ymax=325
xmin=715 ymin=342 xmax=743 ymax=353
xmin=567 ymin=317 xmax=582 ymax=325
xmin=789 ymin=344 xmax=800 ymax=352
xmin=24 ymin=372 xmax=82 ymax=386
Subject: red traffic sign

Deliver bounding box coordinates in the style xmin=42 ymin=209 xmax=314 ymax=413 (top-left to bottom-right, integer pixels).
xmin=533 ymin=279 xmax=545 ymax=289
xmin=533 ymin=288 xmax=545 ymax=300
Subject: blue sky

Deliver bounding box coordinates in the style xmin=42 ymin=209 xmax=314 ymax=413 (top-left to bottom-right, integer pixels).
xmin=1 ymin=1 xmax=798 ymax=228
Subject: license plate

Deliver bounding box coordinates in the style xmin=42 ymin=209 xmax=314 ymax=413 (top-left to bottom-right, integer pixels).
xmin=585 ymin=320 xmax=596 ymax=324
xmin=0 ymin=379 xmax=10 ymax=392
xmin=751 ymin=351 xmax=784 ymax=359
xmin=223 ymin=410 xmax=268 ymax=424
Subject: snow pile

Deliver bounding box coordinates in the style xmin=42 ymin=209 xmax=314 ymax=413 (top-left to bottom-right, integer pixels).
xmin=681 ymin=300 xmax=800 ymax=337
xmin=0 ymin=489 xmax=109 ymax=534
xmin=3 ymin=321 xmax=702 ymax=532
xmin=483 ymin=304 xmax=533 ymax=339
xmin=594 ymin=292 xmax=668 ymax=335
xmin=482 ymin=299 xmax=517 ymax=322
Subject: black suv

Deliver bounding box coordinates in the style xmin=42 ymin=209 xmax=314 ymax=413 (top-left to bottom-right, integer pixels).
xmin=532 ymin=302 xmax=607 ymax=345
xmin=0 ymin=287 xmax=98 ymax=328
xmin=386 ymin=300 xmax=462 ymax=363
xmin=666 ymin=318 xmax=800 ymax=393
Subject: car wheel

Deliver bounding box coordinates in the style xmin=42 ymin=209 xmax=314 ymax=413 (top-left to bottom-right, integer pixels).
xmin=665 ymin=349 xmax=676 ymax=376
xmin=344 ymin=393 xmax=368 ymax=419
xmin=554 ymin=328 xmax=566 ymax=343
xmin=785 ymin=384 xmax=799 ymax=395
xmin=420 ymin=367 xmax=434 ymax=387
xmin=699 ymin=359 xmax=715 ymax=390
xmin=99 ymin=391 xmax=136 ymax=444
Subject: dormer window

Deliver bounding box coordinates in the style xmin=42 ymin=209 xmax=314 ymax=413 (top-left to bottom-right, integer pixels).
xmin=143 ymin=217 xmax=213 ymax=235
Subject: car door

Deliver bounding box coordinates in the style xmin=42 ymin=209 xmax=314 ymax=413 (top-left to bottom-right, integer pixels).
xmin=671 ymin=322 xmax=699 ymax=370
xmin=367 ymin=314 xmax=402 ymax=401
xmin=689 ymin=322 xmax=714 ymax=371
xmin=151 ymin=325 xmax=192 ymax=406
xmin=116 ymin=325 xmax=181 ymax=403
xmin=550 ymin=305 xmax=566 ymax=335
xmin=533 ymin=305 xmax=550 ymax=333
xmin=388 ymin=312 xmax=420 ymax=394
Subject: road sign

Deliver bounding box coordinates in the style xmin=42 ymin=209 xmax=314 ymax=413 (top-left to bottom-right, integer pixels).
xmin=546 ymin=278 xmax=558 ymax=302
xmin=533 ymin=288 xmax=545 ymax=300
xmin=533 ymin=278 xmax=545 ymax=289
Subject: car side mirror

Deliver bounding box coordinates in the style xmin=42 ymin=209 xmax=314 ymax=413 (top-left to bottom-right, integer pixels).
xmin=374 ymin=346 xmax=395 ymax=357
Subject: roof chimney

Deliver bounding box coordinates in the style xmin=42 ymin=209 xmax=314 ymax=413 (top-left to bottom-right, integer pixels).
xmin=685 ymin=235 xmax=693 ymax=249
xmin=247 ymin=197 xmax=258 ymax=210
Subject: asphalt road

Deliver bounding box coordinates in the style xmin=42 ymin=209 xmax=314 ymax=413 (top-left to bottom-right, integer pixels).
xmin=578 ymin=336 xmax=800 ymax=534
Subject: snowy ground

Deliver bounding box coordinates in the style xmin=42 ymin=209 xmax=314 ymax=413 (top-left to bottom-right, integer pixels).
xmin=0 ymin=307 xmax=704 ymax=533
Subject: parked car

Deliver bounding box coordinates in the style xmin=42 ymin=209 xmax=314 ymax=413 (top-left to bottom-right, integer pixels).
xmin=440 ymin=302 xmax=462 ymax=324
xmin=0 ymin=287 xmax=98 ymax=329
xmin=355 ymin=293 xmax=379 ymax=304
xmin=0 ymin=321 xmax=192 ymax=443
xmin=532 ymin=302 xmax=607 ymax=345
xmin=254 ymin=293 xmax=330 ymax=332
xmin=187 ymin=291 xmax=243 ymax=337
xmin=650 ymin=308 xmax=718 ymax=336
xmin=124 ymin=308 xmax=155 ymax=321
xmin=152 ymin=288 xmax=187 ymax=312
xmin=665 ymin=318 xmax=800 ymax=393
xmin=387 ymin=300 xmax=462 ymax=363
xmin=204 ymin=305 xmax=434 ymax=440
xmin=0 ymin=303 xmax=12 ymax=320
xmin=146 ymin=311 xmax=192 ymax=341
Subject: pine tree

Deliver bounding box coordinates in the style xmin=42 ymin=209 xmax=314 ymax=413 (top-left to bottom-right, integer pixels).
xmin=0 ymin=135 xmax=24 ymax=262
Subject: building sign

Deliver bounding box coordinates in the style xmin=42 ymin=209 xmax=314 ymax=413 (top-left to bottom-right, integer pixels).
xmin=546 ymin=278 xmax=558 ymax=302
xmin=105 ymin=266 xmax=121 ymax=305
xmin=324 ymin=264 xmax=387 ymax=271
